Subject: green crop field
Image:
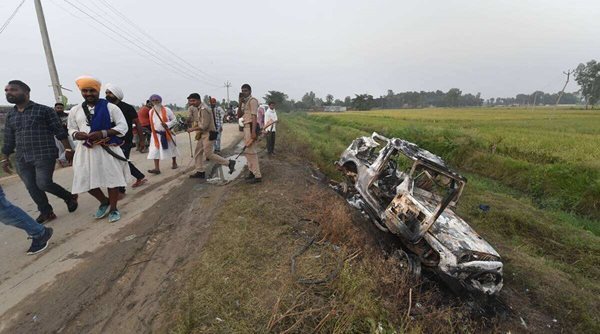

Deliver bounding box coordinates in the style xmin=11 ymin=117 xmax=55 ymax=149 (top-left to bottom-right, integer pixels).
xmin=279 ymin=107 xmax=600 ymax=332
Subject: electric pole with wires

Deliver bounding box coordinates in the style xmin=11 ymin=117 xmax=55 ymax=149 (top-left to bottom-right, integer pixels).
xmin=224 ymin=81 xmax=232 ymax=104
xmin=34 ymin=0 xmax=63 ymax=103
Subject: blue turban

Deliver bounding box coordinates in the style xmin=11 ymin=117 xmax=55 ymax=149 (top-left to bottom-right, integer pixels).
xmin=149 ymin=94 xmax=162 ymax=102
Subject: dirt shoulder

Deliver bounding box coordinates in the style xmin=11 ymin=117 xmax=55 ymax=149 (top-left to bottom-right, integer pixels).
xmin=0 ymin=126 xmax=242 ymax=334
xmin=1 ymin=174 xmax=232 ymax=334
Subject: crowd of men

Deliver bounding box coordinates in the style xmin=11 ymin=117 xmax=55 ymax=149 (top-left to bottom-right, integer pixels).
xmin=1 ymin=78 xmax=278 ymax=255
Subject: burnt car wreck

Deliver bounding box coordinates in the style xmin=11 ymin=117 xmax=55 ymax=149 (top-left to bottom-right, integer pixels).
xmin=335 ymin=133 xmax=503 ymax=296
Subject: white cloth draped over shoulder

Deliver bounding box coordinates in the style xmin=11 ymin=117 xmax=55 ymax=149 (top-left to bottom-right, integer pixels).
xmin=67 ymin=102 xmax=132 ymax=194
xmin=147 ymin=105 xmax=180 ymax=160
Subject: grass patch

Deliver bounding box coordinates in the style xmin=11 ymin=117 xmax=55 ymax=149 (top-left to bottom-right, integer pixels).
xmin=165 ymin=159 xmax=500 ymax=333
xmin=290 ymin=108 xmax=600 ymax=219
xmin=277 ymin=112 xmax=600 ymax=333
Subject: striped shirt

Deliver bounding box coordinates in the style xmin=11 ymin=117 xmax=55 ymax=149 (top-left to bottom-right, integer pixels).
xmin=2 ymin=101 xmax=67 ymax=162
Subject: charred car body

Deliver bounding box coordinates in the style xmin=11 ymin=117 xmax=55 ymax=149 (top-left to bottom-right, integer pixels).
xmin=335 ymin=133 xmax=503 ymax=296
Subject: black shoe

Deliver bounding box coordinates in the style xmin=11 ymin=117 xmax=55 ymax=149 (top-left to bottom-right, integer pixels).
xmin=36 ymin=212 xmax=57 ymax=224
xmin=228 ymin=160 xmax=236 ymax=174
xmin=247 ymin=177 xmax=262 ymax=184
xmin=27 ymin=227 xmax=53 ymax=255
xmin=245 ymin=172 xmax=255 ymax=180
xmin=189 ymin=171 xmax=206 ymax=179
xmin=65 ymin=194 xmax=78 ymax=213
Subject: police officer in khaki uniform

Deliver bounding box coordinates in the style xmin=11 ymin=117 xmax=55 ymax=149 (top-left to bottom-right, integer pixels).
xmin=238 ymin=84 xmax=261 ymax=183
xmin=186 ymin=93 xmax=235 ymax=179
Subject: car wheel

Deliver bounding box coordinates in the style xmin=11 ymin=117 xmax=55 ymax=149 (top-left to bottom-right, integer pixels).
xmin=394 ymin=249 xmax=422 ymax=277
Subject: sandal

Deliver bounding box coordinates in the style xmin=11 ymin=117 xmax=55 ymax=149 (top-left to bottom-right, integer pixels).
xmin=147 ymin=169 xmax=161 ymax=175
xmin=132 ymin=178 xmax=148 ymax=188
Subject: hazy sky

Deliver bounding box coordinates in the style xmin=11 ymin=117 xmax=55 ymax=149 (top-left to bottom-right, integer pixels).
xmin=1 ymin=0 xmax=598 ymax=106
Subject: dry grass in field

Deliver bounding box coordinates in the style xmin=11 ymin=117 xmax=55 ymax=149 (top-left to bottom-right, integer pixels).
xmin=164 ymin=157 xmax=512 ymax=333
xmin=279 ymin=110 xmax=600 ymax=333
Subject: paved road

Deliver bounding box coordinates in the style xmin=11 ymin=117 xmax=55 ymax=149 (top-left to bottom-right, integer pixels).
xmin=0 ymin=124 xmax=242 ymax=321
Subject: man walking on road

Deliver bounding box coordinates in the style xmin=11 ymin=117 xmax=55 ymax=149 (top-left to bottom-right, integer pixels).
xmin=0 ymin=185 xmax=53 ymax=255
xmin=54 ymin=102 xmax=69 ymax=124
xmin=146 ymin=94 xmax=179 ymax=174
xmin=54 ymin=102 xmax=72 ymax=167
xmin=2 ymin=80 xmax=78 ymax=224
xmin=105 ymin=84 xmax=148 ymax=194
xmin=212 ymin=98 xmax=225 ymax=153
xmin=68 ymin=76 xmax=131 ymax=223
xmin=239 ymin=84 xmax=262 ymax=183
xmin=186 ymin=93 xmax=235 ymax=180
xmin=264 ymin=101 xmax=278 ymax=154
xmin=137 ymin=100 xmax=152 ymax=152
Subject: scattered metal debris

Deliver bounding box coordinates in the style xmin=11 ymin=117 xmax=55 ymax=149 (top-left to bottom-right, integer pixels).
xmin=335 ymin=132 xmax=503 ymax=296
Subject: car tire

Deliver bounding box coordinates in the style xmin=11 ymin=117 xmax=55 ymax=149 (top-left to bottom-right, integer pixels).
xmin=394 ymin=249 xmax=421 ymax=277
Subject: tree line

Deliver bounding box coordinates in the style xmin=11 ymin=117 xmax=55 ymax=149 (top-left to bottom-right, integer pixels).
xmin=263 ymin=58 xmax=599 ymax=111
xmin=263 ymin=88 xmax=582 ymax=112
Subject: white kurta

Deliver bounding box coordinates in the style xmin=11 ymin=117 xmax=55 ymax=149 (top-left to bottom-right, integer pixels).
xmin=147 ymin=106 xmax=180 ymax=160
xmin=67 ymin=102 xmax=132 ymax=194
xmin=264 ymin=108 xmax=278 ymax=132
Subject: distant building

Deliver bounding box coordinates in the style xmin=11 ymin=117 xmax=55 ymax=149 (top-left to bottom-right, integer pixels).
xmin=323 ymin=106 xmax=347 ymax=112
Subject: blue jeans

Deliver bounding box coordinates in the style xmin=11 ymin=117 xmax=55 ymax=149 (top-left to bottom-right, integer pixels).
xmin=0 ymin=186 xmax=45 ymax=238
xmin=16 ymin=157 xmax=72 ymax=215
xmin=213 ymin=129 xmax=222 ymax=151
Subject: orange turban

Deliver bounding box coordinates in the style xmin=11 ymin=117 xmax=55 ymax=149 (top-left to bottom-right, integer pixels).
xmin=75 ymin=75 xmax=101 ymax=92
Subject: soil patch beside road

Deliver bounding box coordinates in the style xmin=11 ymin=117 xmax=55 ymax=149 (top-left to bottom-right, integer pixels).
xmin=1 ymin=171 xmax=229 ymax=334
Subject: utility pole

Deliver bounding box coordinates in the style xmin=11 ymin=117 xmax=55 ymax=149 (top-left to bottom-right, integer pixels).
xmin=224 ymin=81 xmax=231 ymax=104
xmin=34 ymin=0 xmax=62 ymax=103
xmin=555 ymin=69 xmax=572 ymax=108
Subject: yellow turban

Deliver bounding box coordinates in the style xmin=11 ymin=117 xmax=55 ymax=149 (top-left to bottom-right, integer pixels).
xmin=75 ymin=75 xmax=101 ymax=92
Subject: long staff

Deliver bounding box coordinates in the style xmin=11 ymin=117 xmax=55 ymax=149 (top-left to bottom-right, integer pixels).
xmin=233 ymin=120 xmax=278 ymax=160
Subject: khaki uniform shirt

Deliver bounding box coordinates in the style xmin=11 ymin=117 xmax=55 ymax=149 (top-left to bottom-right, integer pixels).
xmin=200 ymin=107 xmax=217 ymax=132
xmin=241 ymin=96 xmax=259 ymax=124
xmin=188 ymin=105 xmax=200 ymax=126
xmin=189 ymin=104 xmax=212 ymax=140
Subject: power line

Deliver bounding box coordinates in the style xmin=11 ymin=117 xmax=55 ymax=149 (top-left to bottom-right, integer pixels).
xmin=61 ymin=0 xmax=209 ymax=84
xmin=78 ymin=0 xmax=221 ymax=87
xmin=48 ymin=0 xmax=86 ymax=18
xmin=91 ymin=0 xmax=222 ymax=88
xmin=98 ymin=0 xmax=221 ymax=83
xmin=83 ymin=0 xmax=219 ymax=86
xmin=95 ymin=0 xmax=221 ymax=85
xmin=0 ymin=0 xmax=27 ymax=35
xmin=48 ymin=0 xmax=199 ymax=85
xmin=65 ymin=0 xmax=199 ymax=83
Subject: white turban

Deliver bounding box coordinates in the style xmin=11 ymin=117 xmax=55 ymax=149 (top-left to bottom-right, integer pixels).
xmin=105 ymin=83 xmax=124 ymax=101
